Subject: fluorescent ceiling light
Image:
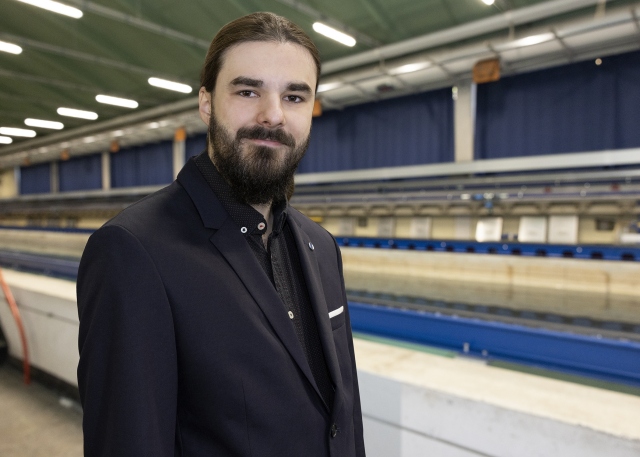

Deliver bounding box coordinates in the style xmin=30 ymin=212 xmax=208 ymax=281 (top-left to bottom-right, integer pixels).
xmin=389 ymin=62 xmax=430 ymax=75
xmin=514 ymin=33 xmax=555 ymax=47
xmin=25 ymin=118 xmax=64 ymax=129
xmin=0 ymin=127 xmax=36 ymax=137
xmin=504 ymin=32 xmax=555 ymax=49
xmin=57 ymin=107 xmax=98 ymax=120
xmin=0 ymin=40 xmax=22 ymax=55
xmin=148 ymin=77 xmax=192 ymax=93
xmin=15 ymin=0 xmax=83 ymax=18
xmin=317 ymin=82 xmax=343 ymax=93
xmin=482 ymin=0 xmax=495 ymax=5
xmin=496 ymin=32 xmax=555 ymax=51
xmin=96 ymin=94 xmax=139 ymax=108
xmin=0 ymin=136 xmax=13 ymax=144
xmin=312 ymin=23 xmax=356 ymax=47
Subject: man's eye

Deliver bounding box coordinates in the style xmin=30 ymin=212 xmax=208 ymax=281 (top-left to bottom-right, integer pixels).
xmin=238 ymin=90 xmax=256 ymax=97
xmin=285 ymin=95 xmax=303 ymax=103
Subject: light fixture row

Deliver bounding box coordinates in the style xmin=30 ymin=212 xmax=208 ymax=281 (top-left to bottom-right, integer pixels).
xmin=0 ymin=83 xmax=193 ymax=145
xmin=16 ymin=0 xmax=359 ymax=48
xmin=15 ymin=0 xmax=83 ymax=19
xmin=0 ymin=38 xmax=193 ymax=95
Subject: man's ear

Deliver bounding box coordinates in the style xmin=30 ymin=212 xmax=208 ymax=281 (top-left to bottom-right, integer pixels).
xmin=198 ymin=87 xmax=212 ymax=125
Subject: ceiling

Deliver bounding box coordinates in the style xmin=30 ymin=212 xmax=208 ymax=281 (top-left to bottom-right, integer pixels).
xmin=1 ymin=0 xmax=639 ymax=163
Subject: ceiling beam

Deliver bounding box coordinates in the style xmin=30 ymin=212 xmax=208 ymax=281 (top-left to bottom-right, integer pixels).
xmin=0 ymin=69 xmax=103 ymax=94
xmin=352 ymin=0 xmax=396 ymax=35
xmin=321 ymin=0 xmax=608 ymax=74
xmin=0 ymin=33 xmax=197 ymax=85
xmin=62 ymin=0 xmax=210 ymax=50
xmin=273 ymin=0 xmax=381 ymax=48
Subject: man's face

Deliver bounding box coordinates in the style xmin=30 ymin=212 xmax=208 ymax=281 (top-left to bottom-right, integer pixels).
xmin=198 ymin=41 xmax=317 ymax=205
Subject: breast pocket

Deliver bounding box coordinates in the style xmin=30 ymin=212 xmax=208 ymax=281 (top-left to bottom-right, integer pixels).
xmin=329 ymin=305 xmax=345 ymax=331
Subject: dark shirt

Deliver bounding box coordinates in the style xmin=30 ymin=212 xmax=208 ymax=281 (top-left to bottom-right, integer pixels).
xmin=194 ymin=151 xmax=335 ymax=410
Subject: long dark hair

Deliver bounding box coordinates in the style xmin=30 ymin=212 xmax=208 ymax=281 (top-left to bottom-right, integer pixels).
xmin=200 ymin=12 xmax=321 ymax=93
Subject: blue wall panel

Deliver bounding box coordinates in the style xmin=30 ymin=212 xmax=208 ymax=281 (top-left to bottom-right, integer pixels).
xmin=111 ymin=140 xmax=173 ymax=188
xmin=349 ymin=302 xmax=640 ymax=387
xmin=20 ymin=162 xmax=51 ymax=195
xmin=185 ymin=133 xmax=207 ymax=161
xmin=59 ymin=154 xmax=102 ymax=192
xmin=475 ymin=50 xmax=640 ymax=159
xmin=299 ymin=88 xmax=454 ymax=174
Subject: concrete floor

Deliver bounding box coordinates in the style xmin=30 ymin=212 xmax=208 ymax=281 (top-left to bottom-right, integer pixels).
xmin=0 ymin=363 xmax=83 ymax=457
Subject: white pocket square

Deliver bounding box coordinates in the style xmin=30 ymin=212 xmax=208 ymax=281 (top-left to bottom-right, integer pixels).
xmin=328 ymin=306 xmax=344 ymax=319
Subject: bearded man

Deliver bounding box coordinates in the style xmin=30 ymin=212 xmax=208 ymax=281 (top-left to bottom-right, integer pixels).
xmin=76 ymin=12 xmax=365 ymax=457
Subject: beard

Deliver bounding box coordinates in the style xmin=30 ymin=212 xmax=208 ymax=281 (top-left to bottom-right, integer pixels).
xmin=207 ymin=110 xmax=310 ymax=205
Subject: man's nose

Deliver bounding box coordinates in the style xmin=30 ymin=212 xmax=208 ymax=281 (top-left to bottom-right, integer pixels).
xmin=256 ymin=95 xmax=285 ymax=128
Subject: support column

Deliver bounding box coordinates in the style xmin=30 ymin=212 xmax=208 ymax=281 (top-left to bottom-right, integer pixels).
xmin=0 ymin=167 xmax=18 ymax=198
xmin=101 ymin=152 xmax=111 ymax=190
xmin=173 ymin=127 xmax=186 ymax=179
xmin=50 ymin=161 xmax=59 ymax=193
xmin=454 ymin=80 xmax=477 ymax=163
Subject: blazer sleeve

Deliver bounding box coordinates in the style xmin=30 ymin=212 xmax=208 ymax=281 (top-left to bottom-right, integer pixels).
xmin=77 ymin=224 xmax=178 ymax=457
xmin=334 ymin=237 xmax=367 ymax=457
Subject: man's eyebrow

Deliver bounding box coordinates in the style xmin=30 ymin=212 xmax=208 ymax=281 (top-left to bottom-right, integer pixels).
xmin=230 ymin=77 xmax=263 ymax=87
xmin=287 ymin=82 xmax=312 ymax=93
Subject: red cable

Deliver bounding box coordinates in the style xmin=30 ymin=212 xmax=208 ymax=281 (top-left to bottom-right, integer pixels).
xmin=0 ymin=267 xmax=30 ymax=384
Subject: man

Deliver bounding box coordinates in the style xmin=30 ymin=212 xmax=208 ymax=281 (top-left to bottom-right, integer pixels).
xmin=77 ymin=12 xmax=365 ymax=457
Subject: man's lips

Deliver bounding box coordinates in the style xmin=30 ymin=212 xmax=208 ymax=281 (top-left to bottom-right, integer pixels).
xmin=245 ymin=138 xmax=284 ymax=147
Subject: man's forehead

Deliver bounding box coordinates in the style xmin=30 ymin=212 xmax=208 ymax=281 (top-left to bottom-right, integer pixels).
xmin=218 ymin=41 xmax=317 ymax=87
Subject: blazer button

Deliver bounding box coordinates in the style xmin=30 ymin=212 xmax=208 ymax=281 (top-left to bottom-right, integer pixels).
xmin=330 ymin=423 xmax=338 ymax=438
xmin=308 ymin=242 xmax=314 ymax=250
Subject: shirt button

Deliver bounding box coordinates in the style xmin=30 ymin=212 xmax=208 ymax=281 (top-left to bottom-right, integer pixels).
xmin=288 ymin=311 xmax=294 ymax=319
xmin=240 ymin=227 xmax=248 ymax=234
xmin=330 ymin=423 xmax=338 ymax=438
xmin=257 ymin=222 xmax=265 ymax=230
xmin=308 ymin=242 xmax=314 ymax=250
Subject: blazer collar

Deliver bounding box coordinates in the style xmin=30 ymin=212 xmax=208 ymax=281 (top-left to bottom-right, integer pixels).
xmin=177 ymin=157 xmax=227 ymax=230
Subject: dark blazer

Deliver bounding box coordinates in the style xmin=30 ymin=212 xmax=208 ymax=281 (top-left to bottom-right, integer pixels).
xmin=77 ymin=158 xmax=365 ymax=457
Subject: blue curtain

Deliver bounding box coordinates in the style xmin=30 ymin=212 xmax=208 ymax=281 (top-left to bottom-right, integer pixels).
xmin=299 ymin=88 xmax=454 ymax=173
xmin=59 ymin=154 xmax=102 ymax=192
xmin=186 ymin=133 xmax=207 ymax=161
xmin=475 ymin=49 xmax=640 ymax=159
xmin=111 ymin=140 xmax=173 ymax=188
xmin=20 ymin=163 xmax=50 ymax=195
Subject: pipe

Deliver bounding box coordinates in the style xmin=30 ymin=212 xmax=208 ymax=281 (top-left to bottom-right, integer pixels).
xmin=0 ymin=267 xmax=30 ymax=385
xmin=321 ymin=0 xmax=607 ymax=74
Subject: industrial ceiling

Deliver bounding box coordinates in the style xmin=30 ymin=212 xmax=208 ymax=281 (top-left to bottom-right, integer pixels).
xmin=1 ymin=0 xmax=639 ymax=165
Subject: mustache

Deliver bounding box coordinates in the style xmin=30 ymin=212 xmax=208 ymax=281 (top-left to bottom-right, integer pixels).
xmin=235 ymin=125 xmax=296 ymax=147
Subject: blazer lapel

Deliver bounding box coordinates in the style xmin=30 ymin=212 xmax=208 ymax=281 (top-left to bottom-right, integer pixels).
xmin=178 ymin=159 xmax=334 ymax=410
xmin=209 ymin=218 xmax=324 ymax=403
xmin=288 ymin=216 xmax=345 ymax=416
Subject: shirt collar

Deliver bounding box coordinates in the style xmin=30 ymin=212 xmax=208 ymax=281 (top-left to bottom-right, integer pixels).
xmin=194 ymin=150 xmax=288 ymax=237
